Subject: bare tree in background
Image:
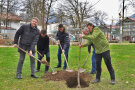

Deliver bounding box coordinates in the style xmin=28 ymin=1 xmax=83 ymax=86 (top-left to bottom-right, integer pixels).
xmin=53 ymin=8 xmax=68 ymax=24
xmin=0 ymin=0 xmax=5 ymax=30
xmin=119 ymin=0 xmax=135 ymax=16
xmin=92 ymin=10 xmax=108 ymax=26
xmin=21 ymin=0 xmax=56 ymax=31
xmin=130 ymin=0 xmax=135 ymax=8
xmin=125 ymin=0 xmax=135 ymax=9
xmin=0 ymin=0 xmax=19 ymax=33
xmin=45 ymin=0 xmax=54 ymax=30
xmin=57 ymin=0 xmax=94 ymax=28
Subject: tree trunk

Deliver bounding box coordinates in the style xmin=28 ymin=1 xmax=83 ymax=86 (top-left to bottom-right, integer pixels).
xmin=41 ymin=0 xmax=45 ymax=30
xmin=45 ymin=0 xmax=53 ymax=33
xmin=6 ymin=0 xmax=10 ymax=34
xmin=0 ymin=0 xmax=4 ymax=31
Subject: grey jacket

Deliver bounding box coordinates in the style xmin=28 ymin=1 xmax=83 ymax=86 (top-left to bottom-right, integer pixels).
xmin=14 ymin=24 xmax=40 ymax=53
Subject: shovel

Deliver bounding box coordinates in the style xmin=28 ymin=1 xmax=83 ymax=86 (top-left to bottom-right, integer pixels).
xmin=36 ymin=50 xmax=57 ymax=75
xmin=17 ymin=46 xmax=48 ymax=65
xmin=58 ymin=41 xmax=74 ymax=72
xmin=79 ymin=53 xmax=90 ymax=73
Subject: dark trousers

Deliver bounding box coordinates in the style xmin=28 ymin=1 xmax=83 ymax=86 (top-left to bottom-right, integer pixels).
xmin=57 ymin=47 xmax=69 ymax=68
xmin=95 ymin=50 xmax=115 ymax=80
xmin=17 ymin=52 xmax=35 ymax=75
xmin=37 ymin=50 xmax=50 ymax=71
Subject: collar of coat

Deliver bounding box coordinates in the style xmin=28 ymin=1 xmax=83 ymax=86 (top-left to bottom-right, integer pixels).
xmin=29 ymin=24 xmax=37 ymax=30
xmin=88 ymin=26 xmax=95 ymax=34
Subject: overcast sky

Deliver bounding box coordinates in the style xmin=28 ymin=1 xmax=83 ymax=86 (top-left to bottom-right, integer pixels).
xmin=91 ymin=0 xmax=134 ymax=24
xmin=54 ymin=0 xmax=134 ymax=25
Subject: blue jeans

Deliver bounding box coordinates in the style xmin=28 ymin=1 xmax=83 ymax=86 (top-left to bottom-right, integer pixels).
xmin=37 ymin=50 xmax=50 ymax=71
xmin=92 ymin=49 xmax=96 ymax=72
xmin=57 ymin=47 xmax=69 ymax=68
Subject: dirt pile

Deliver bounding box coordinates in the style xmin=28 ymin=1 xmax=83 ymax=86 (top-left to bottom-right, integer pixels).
xmin=42 ymin=70 xmax=93 ymax=88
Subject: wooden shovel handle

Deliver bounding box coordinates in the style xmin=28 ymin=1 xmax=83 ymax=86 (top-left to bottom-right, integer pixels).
xmin=36 ymin=50 xmax=50 ymax=66
xmin=36 ymin=50 xmax=43 ymax=57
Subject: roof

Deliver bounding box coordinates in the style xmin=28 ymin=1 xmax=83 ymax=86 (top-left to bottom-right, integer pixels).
xmin=116 ymin=17 xmax=135 ymax=25
xmin=130 ymin=14 xmax=135 ymax=18
xmin=130 ymin=18 xmax=135 ymax=21
xmin=0 ymin=26 xmax=16 ymax=30
xmin=0 ymin=12 xmax=22 ymax=21
xmin=124 ymin=17 xmax=135 ymax=22
xmin=107 ymin=25 xmax=119 ymax=29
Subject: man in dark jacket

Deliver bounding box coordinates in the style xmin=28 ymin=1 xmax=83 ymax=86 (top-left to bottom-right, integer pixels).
xmin=14 ymin=17 xmax=40 ymax=79
xmin=55 ymin=24 xmax=70 ymax=70
xmin=36 ymin=30 xmax=50 ymax=73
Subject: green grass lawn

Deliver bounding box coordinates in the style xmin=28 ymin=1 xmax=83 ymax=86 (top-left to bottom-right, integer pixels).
xmin=0 ymin=45 xmax=135 ymax=90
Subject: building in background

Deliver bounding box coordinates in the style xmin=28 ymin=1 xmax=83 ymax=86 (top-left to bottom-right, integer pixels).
xmin=122 ymin=17 xmax=135 ymax=41
xmin=0 ymin=13 xmax=22 ymax=39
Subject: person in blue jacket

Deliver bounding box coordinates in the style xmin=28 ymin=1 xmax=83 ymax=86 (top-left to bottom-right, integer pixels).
xmin=55 ymin=24 xmax=70 ymax=70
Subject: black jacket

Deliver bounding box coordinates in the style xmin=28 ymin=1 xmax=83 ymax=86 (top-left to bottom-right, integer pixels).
xmin=14 ymin=24 xmax=40 ymax=52
xmin=56 ymin=31 xmax=70 ymax=50
xmin=37 ymin=35 xmax=49 ymax=54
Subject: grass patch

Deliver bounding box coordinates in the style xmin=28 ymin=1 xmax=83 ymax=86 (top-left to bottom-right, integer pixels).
xmin=0 ymin=45 xmax=135 ymax=90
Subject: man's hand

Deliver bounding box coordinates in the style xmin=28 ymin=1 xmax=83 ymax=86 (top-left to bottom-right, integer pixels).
xmin=78 ymin=44 xmax=83 ymax=48
xmin=14 ymin=44 xmax=18 ymax=48
xmin=28 ymin=50 xmax=33 ymax=56
xmin=80 ymin=34 xmax=84 ymax=38
xmin=62 ymin=49 xmax=65 ymax=54
xmin=58 ymin=40 xmax=60 ymax=44
xmin=82 ymin=30 xmax=89 ymax=35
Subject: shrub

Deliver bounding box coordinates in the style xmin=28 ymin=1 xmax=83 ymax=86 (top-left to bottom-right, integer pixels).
xmin=129 ymin=40 xmax=135 ymax=43
xmin=4 ymin=40 xmax=14 ymax=45
xmin=0 ymin=39 xmax=13 ymax=45
xmin=109 ymin=40 xmax=119 ymax=43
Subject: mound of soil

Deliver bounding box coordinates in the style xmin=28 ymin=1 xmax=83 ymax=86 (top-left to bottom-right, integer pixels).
xmin=42 ymin=70 xmax=93 ymax=88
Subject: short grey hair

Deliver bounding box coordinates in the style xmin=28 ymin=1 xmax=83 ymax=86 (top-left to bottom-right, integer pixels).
xmin=32 ymin=17 xmax=39 ymax=22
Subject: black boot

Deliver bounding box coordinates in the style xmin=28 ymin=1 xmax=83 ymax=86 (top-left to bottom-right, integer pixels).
xmin=31 ymin=75 xmax=38 ymax=78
